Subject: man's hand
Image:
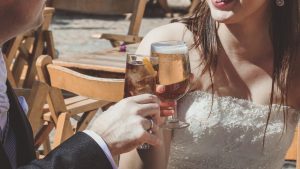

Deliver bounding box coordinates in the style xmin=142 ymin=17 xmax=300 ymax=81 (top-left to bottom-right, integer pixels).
xmin=89 ymin=94 xmax=161 ymax=156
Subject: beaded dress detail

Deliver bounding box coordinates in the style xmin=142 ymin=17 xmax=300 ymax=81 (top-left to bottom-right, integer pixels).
xmin=168 ymin=91 xmax=299 ymax=169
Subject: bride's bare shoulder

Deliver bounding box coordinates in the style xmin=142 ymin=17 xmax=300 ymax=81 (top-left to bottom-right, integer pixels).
xmin=147 ymin=22 xmax=192 ymax=40
xmin=136 ymin=22 xmax=193 ymax=55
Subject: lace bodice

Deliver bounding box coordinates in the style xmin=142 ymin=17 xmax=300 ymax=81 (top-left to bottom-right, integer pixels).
xmin=168 ymin=91 xmax=299 ymax=169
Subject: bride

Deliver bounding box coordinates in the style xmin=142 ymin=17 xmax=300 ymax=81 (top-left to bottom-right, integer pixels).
xmin=119 ymin=0 xmax=300 ymax=168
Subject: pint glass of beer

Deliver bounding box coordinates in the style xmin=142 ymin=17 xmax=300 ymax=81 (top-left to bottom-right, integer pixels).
xmin=151 ymin=41 xmax=191 ymax=129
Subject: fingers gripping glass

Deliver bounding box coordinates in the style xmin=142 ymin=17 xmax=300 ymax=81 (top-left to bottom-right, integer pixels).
xmin=151 ymin=41 xmax=191 ymax=129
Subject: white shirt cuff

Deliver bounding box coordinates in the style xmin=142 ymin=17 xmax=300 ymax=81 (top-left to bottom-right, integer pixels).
xmin=83 ymin=130 xmax=118 ymax=169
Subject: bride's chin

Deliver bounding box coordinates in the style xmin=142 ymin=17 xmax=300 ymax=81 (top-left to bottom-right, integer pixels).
xmin=211 ymin=11 xmax=236 ymax=23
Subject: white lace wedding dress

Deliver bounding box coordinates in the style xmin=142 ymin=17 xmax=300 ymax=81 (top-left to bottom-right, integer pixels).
xmin=167 ymin=91 xmax=299 ymax=169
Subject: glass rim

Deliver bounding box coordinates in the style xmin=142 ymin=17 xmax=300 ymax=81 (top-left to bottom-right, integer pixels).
xmin=126 ymin=53 xmax=148 ymax=57
xmin=126 ymin=53 xmax=150 ymax=64
xmin=126 ymin=53 xmax=150 ymax=59
xmin=151 ymin=40 xmax=188 ymax=54
xmin=151 ymin=40 xmax=186 ymax=45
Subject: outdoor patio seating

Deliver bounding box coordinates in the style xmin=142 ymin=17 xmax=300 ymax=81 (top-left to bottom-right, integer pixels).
xmin=52 ymin=43 xmax=139 ymax=79
xmin=52 ymin=0 xmax=147 ymax=78
xmin=14 ymin=81 xmax=50 ymax=156
xmin=91 ymin=0 xmax=146 ymax=47
xmin=35 ymin=55 xmax=124 ymax=149
xmin=2 ymin=1 xmax=297 ymax=168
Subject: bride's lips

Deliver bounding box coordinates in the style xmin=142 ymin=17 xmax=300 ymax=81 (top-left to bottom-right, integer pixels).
xmin=211 ymin=0 xmax=235 ymax=10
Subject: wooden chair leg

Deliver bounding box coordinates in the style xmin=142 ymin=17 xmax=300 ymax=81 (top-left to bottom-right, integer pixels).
xmin=23 ymin=30 xmax=45 ymax=88
xmin=42 ymin=136 xmax=51 ymax=155
xmin=297 ymin=123 xmax=300 ymax=169
xmin=76 ymin=110 xmax=97 ymax=132
xmin=34 ymin=122 xmax=54 ymax=150
xmin=12 ymin=56 xmax=27 ymax=87
xmin=5 ymin=36 xmax=24 ymax=66
xmin=3 ymin=55 xmax=17 ymax=87
xmin=44 ymin=30 xmax=57 ymax=59
xmin=53 ymin=112 xmax=74 ymax=148
xmin=36 ymin=135 xmax=51 ymax=159
xmin=27 ymin=81 xmax=49 ymax=134
xmin=12 ymin=38 xmax=35 ymax=87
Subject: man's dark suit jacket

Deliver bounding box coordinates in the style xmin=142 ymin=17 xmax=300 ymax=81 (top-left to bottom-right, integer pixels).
xmin=0 ymin=82 xmax=113 ymax=169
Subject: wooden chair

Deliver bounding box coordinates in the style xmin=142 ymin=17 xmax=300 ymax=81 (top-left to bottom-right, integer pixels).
xmin=3 ymin=7 xmax=56 ymax=88
xmin=52 ymin=43 xmax=140 ymax=79
xmin=50 ymin=0 xmax=147 ymax=79
xmin=14 ymin=82 xmax=49 ymax=135
xmin=52 ymin=0 xmax=146 ymax=47
xmin=36 ymin=55 xmax=124 ymax=148
xmin=14 ymin=81 xmax=51 ymax=155
xmin=91 ymin=0 xmax=147 ymax=47
xmin=285 ymin=124 xmax=300 ymax=168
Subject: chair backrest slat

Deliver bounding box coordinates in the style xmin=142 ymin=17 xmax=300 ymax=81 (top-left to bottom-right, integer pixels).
xmin=37 ymin=55 xmax=124 ymax=103
xmin=47 ymin=64 xmax=124 ymax=102
xmin=128 ymin=0 xmax=146 ymax=36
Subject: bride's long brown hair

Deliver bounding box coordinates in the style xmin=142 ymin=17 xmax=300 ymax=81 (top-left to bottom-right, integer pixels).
xmin=182 ymin=0 xmax=299 ymax=144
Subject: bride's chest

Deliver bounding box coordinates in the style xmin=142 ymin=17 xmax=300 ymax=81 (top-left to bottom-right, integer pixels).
xmin=169 ymin=93 xmax=298 ymax=168
xmin=176 ymin=92 xmax=299 ymax=145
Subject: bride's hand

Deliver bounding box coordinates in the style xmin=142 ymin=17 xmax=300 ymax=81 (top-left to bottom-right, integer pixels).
xmin=157 ymin=73 xmax=194 ymax=117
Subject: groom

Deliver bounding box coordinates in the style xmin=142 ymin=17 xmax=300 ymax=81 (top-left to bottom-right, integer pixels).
xmin=2 ymin=84 xmax=160 ymax=169
xmin=0 ymin=0 xmax=161 ymax=169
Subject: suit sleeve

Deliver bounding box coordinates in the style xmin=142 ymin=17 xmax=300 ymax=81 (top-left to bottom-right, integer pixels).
xmin=18 ymin=132 xmax=114 ymax=169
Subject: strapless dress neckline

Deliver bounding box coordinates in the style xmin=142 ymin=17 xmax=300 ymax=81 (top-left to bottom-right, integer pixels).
xmin=167 ymin=90 xmax=299 ymax=169
xmin=186 ymin=90 xmax=296 ymax=111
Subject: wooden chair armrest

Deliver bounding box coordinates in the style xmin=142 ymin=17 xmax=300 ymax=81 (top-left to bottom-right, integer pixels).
xmin=14 ymin=88 xmax=32 ymax=100
xmin=92 ymin=33 xmax=143 ymax=44
xmin=34 ymin=121 xmax=54 ymax=149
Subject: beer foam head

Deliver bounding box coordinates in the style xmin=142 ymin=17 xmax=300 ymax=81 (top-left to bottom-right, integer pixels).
xmin=151 ymin=41 xmax=188 ymax=54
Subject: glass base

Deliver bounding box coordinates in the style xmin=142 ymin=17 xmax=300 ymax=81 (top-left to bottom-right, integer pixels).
xmin=162 ymin=120 xmax=189 ymax=129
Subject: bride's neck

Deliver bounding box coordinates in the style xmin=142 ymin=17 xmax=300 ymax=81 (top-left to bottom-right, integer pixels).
xmin=217 ymin=11 xmax=273 ymax=62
